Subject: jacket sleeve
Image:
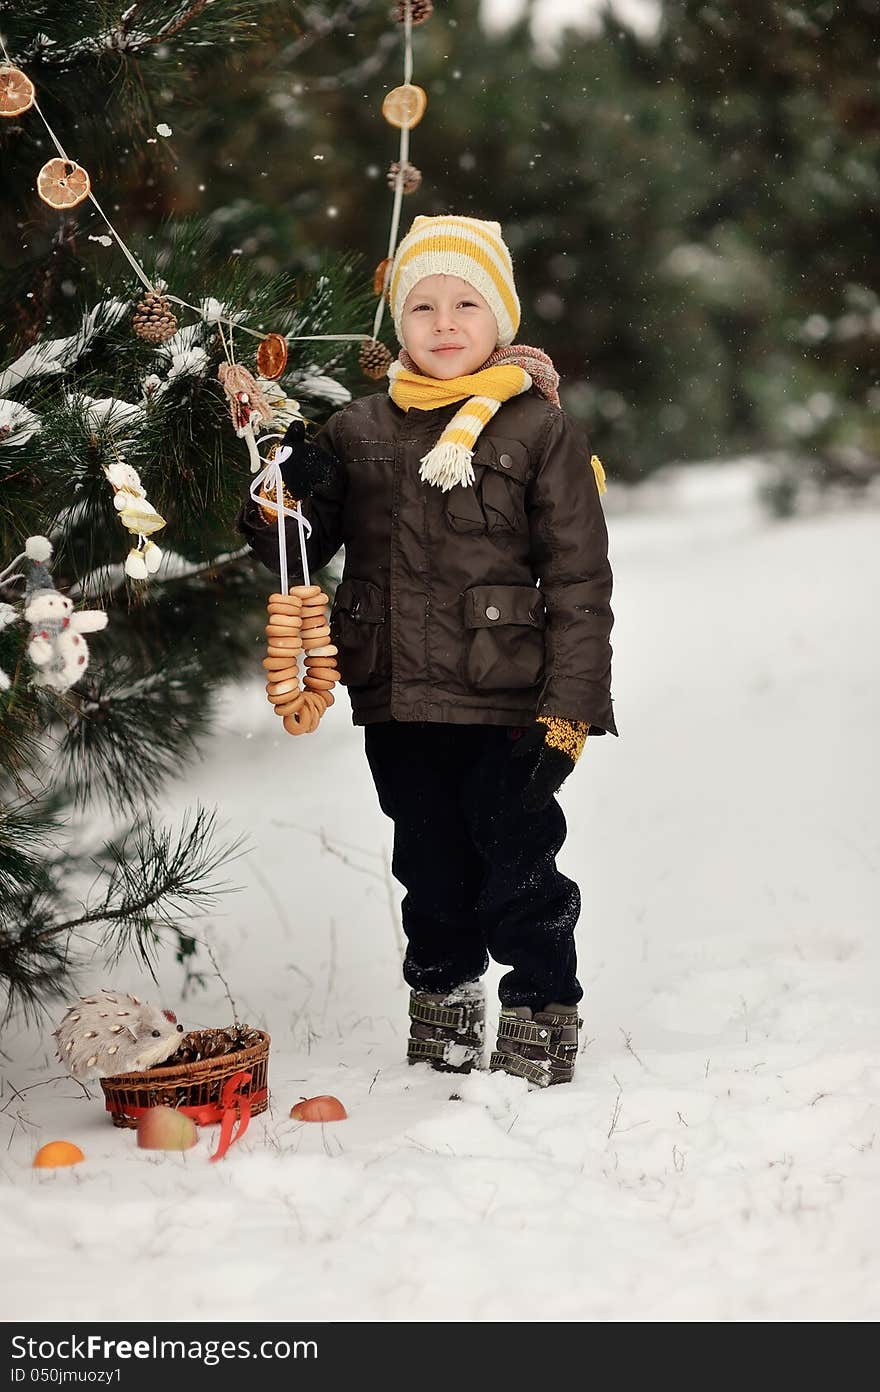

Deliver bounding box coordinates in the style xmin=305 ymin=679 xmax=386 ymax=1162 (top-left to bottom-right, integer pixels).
xmin=527 ymin=409 xmax=618 ymax=736
xmin=234 ymin=411 xmax=348 ymax=584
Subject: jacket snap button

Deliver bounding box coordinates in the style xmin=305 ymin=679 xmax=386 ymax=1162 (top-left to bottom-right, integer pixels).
xmin=499 ymin=453 xmax=512 ymax=468
xmin=485 ymin=605 xmax=501 ymax=621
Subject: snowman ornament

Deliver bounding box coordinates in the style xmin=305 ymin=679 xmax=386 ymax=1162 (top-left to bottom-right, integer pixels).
xmin=23 ymin=542 xmax=108 ymax=691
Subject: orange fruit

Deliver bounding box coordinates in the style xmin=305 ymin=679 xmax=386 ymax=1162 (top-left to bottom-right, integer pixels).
xmin=290 ymin=1094 xmax=347 ymax=1122
xmin=381 ymin=84 xmax=427 ymax=130
xmin=0 ymin=65 xmax=35 ymax=118
xmin=33 ymin=1140 xmax=85 ymax=1169
xmin=36 ymin=158 xmax=91 ymax=210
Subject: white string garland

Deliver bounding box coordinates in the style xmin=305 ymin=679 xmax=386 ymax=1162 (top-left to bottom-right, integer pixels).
xmin=1 ymin=3 xmax=429 ymax=594
xmin=0 ymin=32 xmax=370 ymax=355
xmin=372 ymin=4 xmax=415 ymax=343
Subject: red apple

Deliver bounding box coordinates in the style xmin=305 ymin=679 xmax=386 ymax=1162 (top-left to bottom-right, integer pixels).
xmin=136 ymin=1105 xmax=198 ymax=1150
xmin=289 ymin=1094 xmax=347 ymax=1122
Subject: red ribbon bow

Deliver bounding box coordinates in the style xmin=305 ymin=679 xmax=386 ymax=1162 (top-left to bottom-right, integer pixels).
xmin=108 ymin=1069 xmax=265 ymax=1162
xmin=186 ymin=1070 xmax=261 ymax=1163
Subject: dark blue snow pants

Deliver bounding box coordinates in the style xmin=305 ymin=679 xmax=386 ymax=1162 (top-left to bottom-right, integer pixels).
xmin=363 ymin=721 xmax=583 ymax=1011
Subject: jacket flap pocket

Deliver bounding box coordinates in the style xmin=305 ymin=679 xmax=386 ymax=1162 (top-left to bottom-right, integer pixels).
xmin=445 ymin=483 xmax=487 ymax=533
xmin=333 ymin=577 xmax=385 ymax=623
xmin=464 ymin=584 xmax=545 ymax=629
xmin=479 ymin=440 xmax=530 ymax=484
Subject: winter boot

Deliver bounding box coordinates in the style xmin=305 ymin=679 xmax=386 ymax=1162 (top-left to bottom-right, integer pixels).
xmin=407 ymin=980 xmax=485 ymax=1074
xmin=489 ymin=1002 xmax=582 ymax=1087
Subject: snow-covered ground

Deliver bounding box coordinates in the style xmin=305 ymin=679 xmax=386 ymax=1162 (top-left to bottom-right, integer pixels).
xmin=2 ymin=458 xmax=878 ymax=1322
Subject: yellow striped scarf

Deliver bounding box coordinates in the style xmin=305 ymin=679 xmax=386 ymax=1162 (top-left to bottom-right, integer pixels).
xmin=387 ymin=359 xmax=532 ymax=491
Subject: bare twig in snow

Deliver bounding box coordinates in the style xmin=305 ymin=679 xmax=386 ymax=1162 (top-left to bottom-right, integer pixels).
xmin=321 ymin=915 xmax=337 ymax=1024
xmin=739 ymin=996 xmax=749 ymax=1043
xmin=607 ymin=1090 xmax=622 ymax=1139
xmin=248 ymin=859 xmax=295 ymax=940
xmin=205 ymin=940 xmax=238 ymax=1024
xmin=619 ymin=1027 xmax=645 ymax=1067
xmin=318 ymin=825 xmax=385 ymax=882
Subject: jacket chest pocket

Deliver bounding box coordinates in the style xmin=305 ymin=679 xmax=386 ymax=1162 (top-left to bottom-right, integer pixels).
xmin=463 ymin=584 xmax=546 ymax=691
xmin=330 ymin=578 xmax=388 ymax=689
xmin=445 ymin=441 xmax=530 ymax=536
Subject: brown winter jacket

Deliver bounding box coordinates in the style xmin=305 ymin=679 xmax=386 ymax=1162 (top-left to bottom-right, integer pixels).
xmin=235 ymin=389 xmax=617 ymax=735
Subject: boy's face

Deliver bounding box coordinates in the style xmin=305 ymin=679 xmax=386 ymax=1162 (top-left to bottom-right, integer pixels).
xmin=401 ymin=274 xmax=498 ymax=378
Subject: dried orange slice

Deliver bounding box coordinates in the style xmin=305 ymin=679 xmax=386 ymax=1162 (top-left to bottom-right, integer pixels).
xmin=0 ymin=65 xmax=35 ymax=118
xmin=256 ymin=332 xmax=288 ymax=380
xmin=381 ymin=83 xmax=427 ymax=130
xmin=373 ymin=257 xmax=393 ymax=300
xmin=37 ymin=157 xmax=91 ymax=210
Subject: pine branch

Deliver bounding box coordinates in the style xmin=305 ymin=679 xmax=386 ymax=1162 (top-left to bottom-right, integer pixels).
xmin=3 ymin=2 xmax=263 ymax=66
xmin=152 ymin=1 xmax=211 ymax=44
xmin=0 ymin=800 xmax=63 ymax=904
xmin=1 ymin=804 xmax=248 ymax=1023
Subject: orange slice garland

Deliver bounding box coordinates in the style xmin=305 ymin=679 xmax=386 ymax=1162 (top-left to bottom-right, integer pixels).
xmin=0 ymin=65 xmax=35 ymax=118
xmin=37 ymin=157 xmax=91 ymax=210
xmin=381 ymin=83 xmax=427 ymax=130
xmin=256 ymin=333 xmax=289 ymax=381
xmin=373 ymin=257 xmax=393 ymax=300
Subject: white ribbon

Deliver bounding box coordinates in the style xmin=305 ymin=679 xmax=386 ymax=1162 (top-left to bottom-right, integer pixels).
xmin=248 ymin=435 xmax=313 ymax=596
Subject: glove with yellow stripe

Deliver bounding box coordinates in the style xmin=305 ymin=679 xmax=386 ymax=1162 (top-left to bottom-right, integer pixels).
xmin=510 ymin=716 xmax=590 ymax=812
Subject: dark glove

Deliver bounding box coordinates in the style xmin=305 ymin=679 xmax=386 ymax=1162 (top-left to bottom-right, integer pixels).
xmin=510 ymin=716 xmax=590 ymax=812
xmin=275 ymin=419 xmax=339 ymax=499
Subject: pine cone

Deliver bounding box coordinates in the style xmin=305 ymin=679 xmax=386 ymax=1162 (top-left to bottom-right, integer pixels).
xmin=132 ymin=290 xmax=179 ymax=345
xmin=386 ymin=160 xmax=422 ymax=195
xmin=393 ymin=0 xmax=434 ymax=24
xmin=359 ymin=338 xmax=393 ymax=381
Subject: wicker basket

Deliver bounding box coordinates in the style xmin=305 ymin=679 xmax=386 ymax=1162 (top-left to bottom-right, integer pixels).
xmin=100 ymin=1027 xmax=270 ymax=1129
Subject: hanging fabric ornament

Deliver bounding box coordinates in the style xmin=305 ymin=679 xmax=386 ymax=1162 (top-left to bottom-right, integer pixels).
xmin=359 ymin=338 xmax=393 ymax=381
xmin=36 ymin=157 xmax=91 ymax=210
xmin=381 ymin=83 xmax=427 ymax=129
xmin=132 ymin=289 xmax=179 ymax=345
xmin=23 ymin=539 xmax=107 ymax=691
xmin=0 ymin=601 xmax=17 ymax=691
xmin=104 ymin=460 xmax=166 ymax=579
xmin=255 ymin=379 xmax=302 ymax=432
xmin=255 ymin=333 xmax=289 ymax=381
xmin=373 ymin=258 xmax=393 ymax=301
xmin=393 ymin=0 xmax=434 ymax=22
xmin=0 ymin=64 xmax=35 ymax=117
xmin=218 ymin=361 xmax=275 ymax=472
xmin=386 ymin=159 xmax=422 ymax=195
xmin=53 ymin=989 xmax=185 ymax=1081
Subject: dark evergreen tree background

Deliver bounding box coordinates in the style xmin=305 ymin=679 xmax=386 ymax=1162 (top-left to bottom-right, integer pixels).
xmin=1 ymin=0 xmax=876 ymax=1021
xmin=143 ymin=0 xmax=878 ymax=486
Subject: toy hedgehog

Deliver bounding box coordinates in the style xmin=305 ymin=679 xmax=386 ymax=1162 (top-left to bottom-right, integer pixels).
xmin=53 ymin=989 xmax=185 ymax=1081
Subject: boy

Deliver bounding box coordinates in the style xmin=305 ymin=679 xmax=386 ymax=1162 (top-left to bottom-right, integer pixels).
xmin=237 ymin=214 xmax=617 ymax=1087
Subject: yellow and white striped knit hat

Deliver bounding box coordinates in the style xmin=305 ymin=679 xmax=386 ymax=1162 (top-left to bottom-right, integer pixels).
xmin=389 ymin=214 xmax=521 ymax=347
